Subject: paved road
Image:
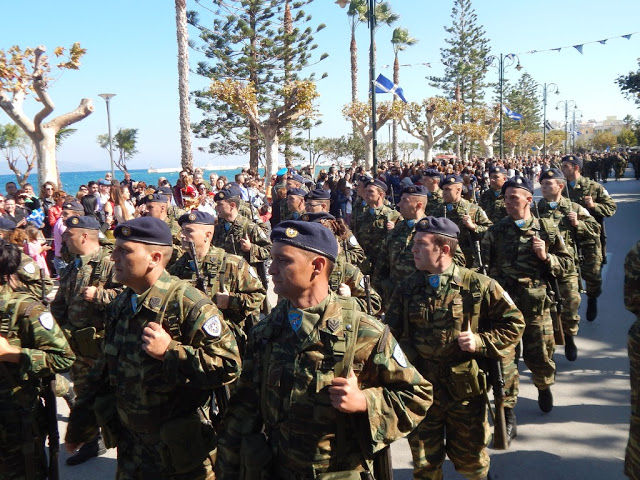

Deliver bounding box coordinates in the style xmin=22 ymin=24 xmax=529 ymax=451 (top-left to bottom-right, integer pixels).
xmin=54 ymin=170 xmax=640 ymax=479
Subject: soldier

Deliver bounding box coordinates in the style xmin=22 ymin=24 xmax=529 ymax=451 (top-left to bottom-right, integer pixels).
xmin=349 ymin=175 xmax=371 ymax=233
xmin=385 ymin=216 xmax=525 ymax=480
xmin=156 ymin=185 xmax=185 ymax=223
xmin=65 ymin=216 xmax=241 ymax=480
xmin=421 ymin=169 xmax=443 ymax=217
xmin=625 ymin=240 xmax=640 ymax=480
xmin=478 ymin=166 xmax=508 ymax=225
xmin=215 ymin=220 xmax=432 ymax=479
xmin=0 ymin=239 xmax=76 ymax=480
xmin=482 ymin=176 xmax=573 ymax=426
xmin=305 ymin=188 xmax=366 ymax=268
xmin=561 ymin=155 xmax=617 ymax=321
xmin=50 ymin=215 xmax=122 ymax=465
xmin=537 ymin=169 xmax=601 ymax=361
xmin=283 ymin=187 xmax=307 ymax=221
xmin=141 ymin=192 xmax=182 ymax=247
xmin=436 ymin=175 xmax=492 ymax=268
xmin=351 ymin=179 xmax=402 ymax=274
xmin=168 ymin=210 xmax=266 ymax=344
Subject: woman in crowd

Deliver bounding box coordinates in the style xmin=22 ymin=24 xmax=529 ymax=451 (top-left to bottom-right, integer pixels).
xmin=113 ymin=184 xmax=136 ymax=224
xmin=75 ymin=185 xmax=89 ymax=200
xmin=48 ymin=190 xmax=67 ymax=230
xmin=0 ymin=194 xmax=5 ymax=217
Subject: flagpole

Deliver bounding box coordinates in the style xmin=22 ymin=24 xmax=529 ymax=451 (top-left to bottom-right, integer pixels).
xmin=486 ymin=53 xmax=521 ymax=160
xmin=537 ymin=82 xmax=559 ymax=157
xmin=369 ymin=0 xmax=378 ymax=176
xmin=572 ymin=109 xmax=582 ymax=152
xmin=556 ymin=99 xmax=577 ymax=154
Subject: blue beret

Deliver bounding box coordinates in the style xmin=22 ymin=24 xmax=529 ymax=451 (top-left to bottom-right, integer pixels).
xmin=366 ymin=179 xmax=388 ymax=193
xmin=501 ymin=175 xmax=534 ymax=195
xmin=65 ymin=215 xmax=101 ymax=230
xmin=561 ymin=155 xmax=583 ymax=169
xmin=415 ymin=216 xmax=460 ymax=238
xmin=226 ymin=185 xmax=244 ymax=198
xmin=489 ymin=166 xmax=508 ymax=175
xmin=441 ymin=174 xmax=463 ymax=187
xmin=287 ymin=188 xmax=307 ymax=197
xmin=357 ymin=175 xmax=372 ymax=184
xmin=98 ymin=179 xmax=111 ymax=186
xmin=305 ymin=188 xmax=331 ymax=201
xmin=157 ymin=186 xmax=173 ymax=195
xmin=422 ymin=168 xmax=442 ymax=178
xmin=114 ymin=217 xmax=173 ymax=246
xmin=539 ymin=168 xmax=565 ymax=182
xmin=63 ymin=200 xmax=85 ymax=212
xmin=401 ymin=185 xmax=429 ymax=197
xmin=289 ymin=174 xmax=305 ymax=184
xmin=271 ymin=220 xmax=338 ymax=262
xmin=300 ymin=212 xmax=335 ymax=223
xmin=0 ymin=217 xmax=16 ymax=231
xmin=178 ymin=211 xmax=216 ymax=226
xmin=214 ymin=189 xmax=233 ymax=203
xmin=276 ymin=167 xmax=289 ymax=176
xmin=142 ymin=193 xmax=165 ymax=204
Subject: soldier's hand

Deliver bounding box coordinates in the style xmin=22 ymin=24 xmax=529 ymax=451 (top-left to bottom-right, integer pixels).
xmin=566 ymin=211 xmax=579 ymax=227
xmin=141 ymin=322 xmax=172 ymax=361
xmin=386 ymin=220 xmax=395 ymax=230
xmin=240 ymin=234 xmax=252 ymax=252
xmin=337 ymin=283 xmax=351 ymax=297
xmin=532 ymin=236 xmax=548 ymax=261
xmin=462 ymin=214 xmax=477 ymax=231
xmin=82 ymin=286 xmax=97 ymax=302
xmin=458 ymin=322 xmax=477 ymax=353
xmin=329 ymin=369 xmax=367 ymax=413
xmin=215 ymin=284 xmax=231 ymax=309
xmin=583 ymin=195 xmax=595 ymax=209
xmin=0 ymin=336 xmax=21 ymax=362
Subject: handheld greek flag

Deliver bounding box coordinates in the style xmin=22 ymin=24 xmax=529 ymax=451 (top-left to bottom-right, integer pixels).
xmin=26 ymin=208 xmax=45 ymax=229
xmin=374 ymin=74 xmax=408 ymax=103
xmin=501 ymin=104 xmax=523 ymax=121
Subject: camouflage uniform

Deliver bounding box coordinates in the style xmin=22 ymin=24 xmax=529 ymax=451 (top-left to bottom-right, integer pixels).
xmin=216 ymin=292 xmax=432 ymax=479
xmin=626 ymin=241 xmax=640 ymax=480
xmin=14 ymin=253 xmax=54 ymax=298
xmin=481 ymin=216 xmax=573 ymax=406
xmin=425 ymin=189 xmax=444 ymax=217
xmin=66 ymin=271 xmax=241 ymax=480
xmin=537 ymin=198 xmax=601 ymax=336
xmin=351 ymin=204 xmax=401 ymax=274
xmin=163 ymin=215 xmax=183 ymax=247
xmin=434 ymin=199 xmax=492 ymax=268
xmin=385 ymin=264 xmax=525 ymax=480
xmin=167 ymin=205 xmax=186 ymax=223
xmin=329 ymin=254 xmax=382 ymax=315
xmin=168 ymin=245 xmax=266 ymax=337
xmin=0 ymin=289 xmax=75 ymax=480
xmin=564 ymin=176 xmax=616 ymax=297
xmin=478 ymin=189 xmax=507 ymax=225
xmin=338 ymin=233 xmax=366 ymax=269
xmin=349 ymin=198 xmax=368 ymax=234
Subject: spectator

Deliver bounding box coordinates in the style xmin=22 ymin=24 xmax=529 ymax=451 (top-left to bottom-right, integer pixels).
xmin=5 ymin=181 xmax=18 ymax=199
xmin=95 ymin=179 xmax=111 ymax=211
xmin=47 ymin=191 xmax=67 ymax=228
xmin=24 ymin=224 xmax=51 ymax=277
xmin=6 ymin=194 xmax=29 ymax=226
xmin=76 ymin=185 xmax=89 ymax=201
xmin=113 ymin=184 xmax=136 ymax=224
xmin=102 ymin=186 xmax=117 ymax=229
xmin=0 ymin=194 xmax=5 ymax=217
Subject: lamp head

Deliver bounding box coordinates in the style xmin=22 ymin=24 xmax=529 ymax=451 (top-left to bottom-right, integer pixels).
xmin=335 ymin=0 xmax=349 ymax=7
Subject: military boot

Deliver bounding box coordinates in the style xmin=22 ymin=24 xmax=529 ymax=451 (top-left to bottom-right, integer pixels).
xmin=63 ymin=389 xmax=76 ymax=409
xmin=586 ymin=297 xmax=598 ymax=322
xmin=565 ymin=334 xmax=578 ymax=361
xmin=66 ymin=434 xmax=107 ymax=466
xmin=538 ymin=387 xmax=553 ymax=413
xmin=504 ymin=407 xmax=517 ymax=445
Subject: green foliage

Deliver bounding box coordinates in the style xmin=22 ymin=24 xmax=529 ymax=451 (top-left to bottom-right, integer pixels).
xmin=592 ymin=131 xmax=618 ymax=151
xmin=55 ymin=127 xmax=77 ymax=150
xmin=97 ymin=127 xmax=139 ymax=170
xmin=0 ymin=123 xmax=27 ymax=148
xmin=616 ymin=58 xmax=640 ymax=107
xmin=617 ymin=128 xmax=637 ymax=147
xmin=0 ymin=123 xmax=34 ymax=185
xmin=504 ymin=73 xmax=541 ymax=133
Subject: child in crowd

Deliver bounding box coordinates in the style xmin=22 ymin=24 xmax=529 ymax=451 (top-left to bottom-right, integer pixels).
xmin=24 ymin=224 xmax=51 ymax=277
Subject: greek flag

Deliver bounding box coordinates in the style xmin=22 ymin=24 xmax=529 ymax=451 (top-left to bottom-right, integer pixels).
xmin=544 ymin=120 xmax=553 ymax=131
xmin=502 ymin=104 xmax=523 ymax=121
xmin=374 ymin=74 xmax=408 ymax=103
xmin=26 ymin=208 xmax=45 ymax=229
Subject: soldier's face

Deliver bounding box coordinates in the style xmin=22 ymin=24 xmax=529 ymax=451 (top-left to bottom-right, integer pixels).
xmin=146 ymin=202 xmax=165 ymax=219
xmin=489 ymin=173 xmax=506 ymax=191
xmin=364 ymin=186 xmax=382 ymax=205
xmin=305 ymin=200 xmax=326 ymax=213
xmin=422 ymin=176 xmax=439 ymax=190
xmin=269 ymin=243 xmax=317 ymax=299
xmin=111 ymin=240 xmax=155 ymax=289
xmin=561 ymin=162 xmax=578 ymax=180
xmin=397 ymin=194 xmax=422 ymax=219
xmin=412 ymin=232 xmax=443 ymax=273
xmin=63 ymin=228 xmax=86 ymax=254
xmin=540 ymin=179 xmax=564 ymax=200
xmin=504 ymin=187 xmax=532 ymax=219
xmin=442 ymin=184 xmax=462 ymax=203
xmin=180 ymin=224 xmax=212 ymax=250
xmin=287 ymin=195 xmax=304 ymax=212
xmin=215 ymin=200 xmax=233 ymax=219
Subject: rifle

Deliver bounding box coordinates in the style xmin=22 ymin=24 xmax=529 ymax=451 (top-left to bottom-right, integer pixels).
xmin=363 ymin=275 xmax=372 ymax=316
xmin=473 ymin=247 xmax=508 ymax=450
xmin=562 ymin=184 xmax=586 ymax=294
xmin=188 ymin=241 xmax=206 ymax=292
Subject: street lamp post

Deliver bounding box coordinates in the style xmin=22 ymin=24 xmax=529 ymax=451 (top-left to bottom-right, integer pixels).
xmin=556 ymin=100 xmax=577 ymax=154
xmin=536 ymin=83 xmax=559 ymax=157
xmin=98 ymin=93 xmax=116 ymax=179
xmin=572 ymin=109 xmax=582 ymax=152
xmin=486 ymin=54 xmax=522 ymax=160
xmin=337 ymin=0 xmax=380 ymax=175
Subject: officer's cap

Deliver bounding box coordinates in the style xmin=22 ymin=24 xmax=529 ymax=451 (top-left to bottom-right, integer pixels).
xmin=415 ymin=216 xmax=460 ymax=238
xmin=178 ymin=211 xmax=216 ymax=226
xmin=0 ymin=217 xmax=17 ymax=231
xmin=300 ymin=212 xmax=335 ymax=223
xmin=157 ymin=186 xmax=173 ymax=196
xmin=289 ymin=174 xmax=305 ymax=184
xmin=305 ymin=188 xmax=331 ymax=201
xmin=489 ymin=166 xmax=508 ymax=175
xmin=114 ymin=217 xmax=173 ymax=246
xmin=561 ymin=155 xmax=583 ymax=170
xmin=287 ymin=188 xmax=307 ymax=198
xmin=440 ymin=174 xmax=463 ymax=187
xmin=62 ymin=200 xmax=85 ymax=212
xmin=539 ymin=168 xmax=565 ymax=182
xmin=141 ymin=193 xmax=166 ymax=204
xmin=271 ymin=220 xmax=338 ymax=262
xmin=501 ymin=175 xmax=534 ymax=195
xmin=65 ymin=215 xmax=101 ymax=230
xmin=366 ymin=179 xmax=388 ymax=193
xmin=401 ymin=185 xmax=429 ymax=197
xmin=422 ymin=168 xmax=442 ymax=178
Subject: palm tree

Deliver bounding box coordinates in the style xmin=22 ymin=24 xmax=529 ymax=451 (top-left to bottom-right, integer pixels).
xmin=346 ymin=0 xmax=368 ymax=104
xmin=175 ymin=0 xmax=193 ymax=171
xmin=367 ymin=2 xmax=399 ymax=86
xmin=391 ymin=27 xmax=417 ymax=162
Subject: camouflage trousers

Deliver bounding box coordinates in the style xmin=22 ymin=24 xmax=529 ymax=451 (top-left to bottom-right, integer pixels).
xmin=116 ymin=425 xmax=216 ymax=480
xmin=500 ymin=346 xmax=519 ymax=409
xmin=559 ymin=273 xmax=582 ymax=337
xmin=0 ymin=402 xmax=47 ymax=480
xmin=626 ymin=319 xmax=640 ymax=480
xmin=407 ymin=394 xmax=490 ymax=480
xmin=71 ymin=355 xmax=100 ymax=439
xmin=581 ymin=252 xmax=603 ymax=298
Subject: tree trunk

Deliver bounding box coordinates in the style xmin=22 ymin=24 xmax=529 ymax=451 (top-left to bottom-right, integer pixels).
xmin=350 ymin=29 xmax=360 ymax=165
xmin=422 ymin=139 xmax=434 ymax=163
xmin=249 ymin=123 xmax=259 ymax=172
xmin=363 ymin=132 xmax=373 ymax=171
xmin=175 ymin=0 xmax=193 ymax=172
xmin=264 ymin=128 xmax=280 ymax=185
xmin=34 ymin=127 xmax=60 ymax=188
xmin=392 ymin=55 xmax=399 ymax=163
xmin=483 ymin=137 xmax=494 ymax=158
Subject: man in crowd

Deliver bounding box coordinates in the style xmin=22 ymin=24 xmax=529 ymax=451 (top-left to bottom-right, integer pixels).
xmin=479 ymin=166 xmax=508 ymax=225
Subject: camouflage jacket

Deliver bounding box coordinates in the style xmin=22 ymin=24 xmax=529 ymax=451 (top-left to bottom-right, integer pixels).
xmin=66 ymin=271 xmax=241 ymax=442
xmin=434 ymin=199 xmax=492 ymax=268
xmin=352 ymin=204 xmax=402 ymax=264
xmin=163 ymin=214 xmax=183 ymax=246
xmin=168 ymin=245 xmax=266 ymax=328
xmin=565 ymin=176 xmax=617 ymax=221
xmin=0 ymin=288 xmax=75 ymax=406
xmin=51 ymin=245 xmax=122 ymax=334
xmin=213 ymin=215 xmax=271 ymax=264
xmin=537 ymin=197 xmax=601 ymax=265
xmin=329 ymin=256 xmax=382 ymax=315
xmin=216 ymin=292 xmax=432 ymax=478
xmin=384 ymin=264 xmax=524 ymax=401
xmin=349 ymin=198 xmax=368 ymax=232
xmin=625 ymin=241 xmax=640 ymax=320
xmin=478 ymin=188 xmax=507 ymax=225
xmin=13 ymin=253 xmax=54 ymax=298
xmin=338 ymin=234 xmax=366 ymax=269
xmin=424 ymin=189 xmax=443 ymax=217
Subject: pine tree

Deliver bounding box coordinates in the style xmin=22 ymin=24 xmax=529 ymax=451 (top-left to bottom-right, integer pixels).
xmin=504 ymin=73 xmax=541 ymax=134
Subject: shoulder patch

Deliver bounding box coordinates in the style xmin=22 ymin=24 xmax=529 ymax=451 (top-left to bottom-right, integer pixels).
xmin=248 ymin=266 xmax=259 ymax=279
xmin=392 ymin=343 xmax=408 ymax=368
xmin=23 ymin=263 xmax=36 ymax=275
xmin=259 ymin=228 xmax=267 ymax=239
xmin=603 ymin=189 xmax=610 ymax=196
xmin=359 ymin=276 xmax=365 ymax=289
xmin=502 ymin=290 xmax=515 ymax=306
xmin=349 ymin=235 xmax=358 ymax=246
xmin=39 ymin=311 xmax=54 ymax=330
xmin=203 ymin=315 xmax=222 ymax=337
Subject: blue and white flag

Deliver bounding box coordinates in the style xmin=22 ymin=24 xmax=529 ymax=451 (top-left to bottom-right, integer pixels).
xmin=501 ymin=104 xmax=523 ymax=121
xmin=374 ymin=74 xmax=408 ymax=103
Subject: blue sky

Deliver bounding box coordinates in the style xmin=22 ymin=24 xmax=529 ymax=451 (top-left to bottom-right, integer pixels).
xmin=1 ymin=0 xmax=639 ymax=174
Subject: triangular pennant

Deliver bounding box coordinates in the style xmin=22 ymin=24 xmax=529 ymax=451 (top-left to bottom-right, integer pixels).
xmin=552 ymin=48 xmax=562 ymax=52
xmin=598 ymin=39 xmax=607 ymax=44
xmin=622 ymin=34 xmax=632 ymax=40
xmin=573 ymin=44 xmax=584 ymax=54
